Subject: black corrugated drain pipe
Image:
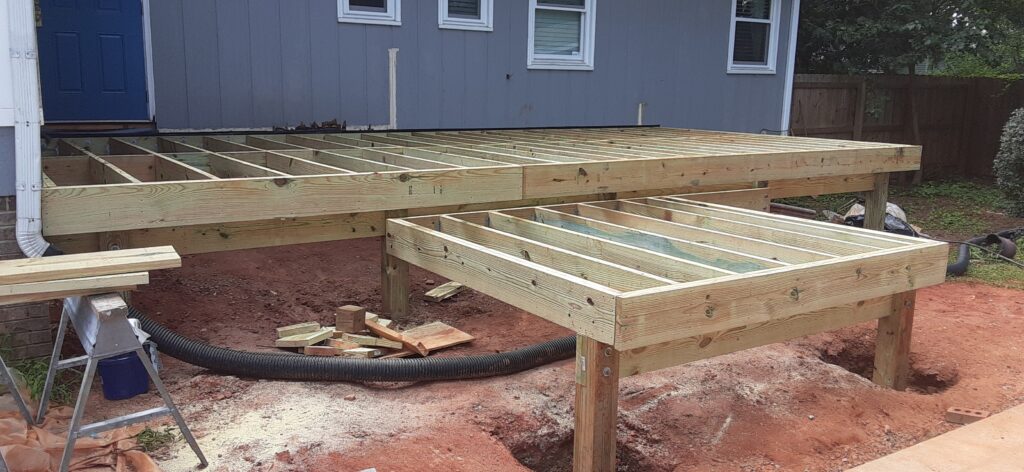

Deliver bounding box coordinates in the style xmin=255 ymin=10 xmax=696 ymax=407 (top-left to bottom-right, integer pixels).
xmin=132 ymin=308 xmax=576 ymax=382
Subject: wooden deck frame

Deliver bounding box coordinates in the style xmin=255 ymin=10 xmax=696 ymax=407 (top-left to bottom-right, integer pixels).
xmin=41 ymin=127 xmax=916 ymax=243
xmin=384 ymin=197 xmax=946 ymax=470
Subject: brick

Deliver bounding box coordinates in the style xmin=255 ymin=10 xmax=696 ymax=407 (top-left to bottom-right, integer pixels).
xmin=0 ymin=211 xmax=14 ymax=226
xmin=335 ymin=305 xmax=366 ymax=334
xmin=8 ymin=342 xmax=53 ymax=360
xmin=0 ymin=316 xmax=50 ymax=333
xmin=0 ymin=240 xmax=23 ymax=258
xmin=945 ymin=407 xmax=991 ymax=425
xmin=0 ymin=225 xmax=14 ymax=240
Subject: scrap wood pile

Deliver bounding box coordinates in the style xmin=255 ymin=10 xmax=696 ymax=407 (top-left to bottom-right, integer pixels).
xmin=274 ymin=304 xmax=473 ymax=359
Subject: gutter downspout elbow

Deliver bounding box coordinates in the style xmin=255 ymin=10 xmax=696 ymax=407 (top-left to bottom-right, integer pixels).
xmin=9 ymin=0 xmax=53 ymax=257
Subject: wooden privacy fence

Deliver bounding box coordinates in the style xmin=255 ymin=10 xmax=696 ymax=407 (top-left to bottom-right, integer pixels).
xmin=790 ymin=74 xmax=1024 ymax=178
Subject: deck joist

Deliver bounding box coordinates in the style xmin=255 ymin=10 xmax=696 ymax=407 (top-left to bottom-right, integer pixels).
xmin=40 ymin=127 xmax=919 ymax=254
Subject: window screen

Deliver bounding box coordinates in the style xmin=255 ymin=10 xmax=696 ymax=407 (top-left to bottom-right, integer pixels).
xmin=448 ymin=0 xmax=480 ymax=18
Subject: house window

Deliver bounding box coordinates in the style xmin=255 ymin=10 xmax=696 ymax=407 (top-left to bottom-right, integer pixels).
xmin=527 ymin=0 xmax=596 ymax=70
xmin=728 ymin=0 xmax=781 ymax=74
xmin=439 ymin=0 xmax=493 ymax=31
xmin=338 ymin=0 xmax=401 ymax=26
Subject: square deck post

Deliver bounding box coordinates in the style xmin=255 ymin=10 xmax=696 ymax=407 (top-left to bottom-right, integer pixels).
xmin=863 ymin=173 xmax=890 ymax=231
xmin=873 ymin=291 xmax=916 ymax=390
xmin=573 ymin=335 xmax=619 ymax=471
xmin=381 ymin=210 xmax=410 ymax=319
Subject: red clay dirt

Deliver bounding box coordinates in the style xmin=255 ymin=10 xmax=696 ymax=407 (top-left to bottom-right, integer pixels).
xmin=74 ymin=237 xmax=1024 ymax=471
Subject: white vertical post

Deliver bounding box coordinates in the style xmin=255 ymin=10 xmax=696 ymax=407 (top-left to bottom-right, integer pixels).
xmin=388 ymin=48 xmax=398 ymax=130
xmin=779 ymin=0 xmax=801 ymax=136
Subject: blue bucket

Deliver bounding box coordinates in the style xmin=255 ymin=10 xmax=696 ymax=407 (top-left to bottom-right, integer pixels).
xmin=97 ymin=352 xmax=150 ymax=400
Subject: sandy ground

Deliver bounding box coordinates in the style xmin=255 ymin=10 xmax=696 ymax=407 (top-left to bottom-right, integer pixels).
xmin=64 ymin=238 xmax=1024 ymax=471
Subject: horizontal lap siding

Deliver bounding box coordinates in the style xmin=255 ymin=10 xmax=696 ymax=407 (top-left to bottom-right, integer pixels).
xmin=150 ymin=0 xmax=793 ymax=132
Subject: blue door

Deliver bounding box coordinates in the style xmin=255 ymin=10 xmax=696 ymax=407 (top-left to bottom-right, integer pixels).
xmin=37 ymin=0 xmax=149 ymax=121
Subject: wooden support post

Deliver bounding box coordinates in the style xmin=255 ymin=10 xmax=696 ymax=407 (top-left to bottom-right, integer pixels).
xmin=873 ymin=291 xmax=916 ymax=390
xmin=863 ymin=173 xmax=889 ymax=231
xmin=382 ymin=210 xmax=410 ymax=319
xmin=573 ymin=335 xmax=619 ymax=472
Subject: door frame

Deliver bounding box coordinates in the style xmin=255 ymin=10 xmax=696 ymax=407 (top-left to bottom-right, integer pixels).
xmin=142 ymin=0 xmax=156 ymax=122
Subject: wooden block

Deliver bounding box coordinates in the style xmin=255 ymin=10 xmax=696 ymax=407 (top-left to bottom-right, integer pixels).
xmin=303 ymin=345 xmax=338 ymax=356
xmin=275 ymin=327 xmax=334 ymax=348
xmin=335 ymin=305 xmax=366 ymax=333
xmin=365 ymin=312 xmax=393 ymax=328
xmin=327 ymin=338 xmax=360 ymax=350
xmin=402 ymin=322 xmax=474 ymax=352
xmin=341 ymin=347 xmax=383 ymax=358
xmin=366 ymin=319 xmax=429 ymax=356
xmin=341 ymin=333 xmax=403 ymax=349
xmin=423 ymin=281 xmax=466 ymax=302
xmin=945 ymin=407 xmax=990 ymax=425
xmin=276 ymin=321 xmax=320 ymax=338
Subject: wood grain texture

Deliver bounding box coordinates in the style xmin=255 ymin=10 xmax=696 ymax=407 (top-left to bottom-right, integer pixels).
xmin=619 ymin=295 xmax=893 ymax=377
xmin=386 ymin=219 xmax=618 ymax=343
xmin=43 ymin=167 xmax=523 ymax=235
xmin=614 ymin=243 xmax=947 ymax=350
xmin=0 ymin=247 xmax=179 ymax=285
xmin=574 ymin=335 xmax=620 ymax=472
xmin=522 ymin=147 xmax=919 ymax=198
xmin=872 ymin=291 xmax=916 ymax=390
xmin=767 ymin=173 xmax=876 ymax=199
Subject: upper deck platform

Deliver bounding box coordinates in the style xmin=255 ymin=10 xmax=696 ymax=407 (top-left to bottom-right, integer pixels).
xmin=40 ymin=127 xmax=919 ymax=248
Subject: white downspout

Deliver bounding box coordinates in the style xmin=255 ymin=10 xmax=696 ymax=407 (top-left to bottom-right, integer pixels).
xmin=9 ymin=0 xmax=51 ymax=257
xmin=779 ymin=0 xmax=800 ymax=136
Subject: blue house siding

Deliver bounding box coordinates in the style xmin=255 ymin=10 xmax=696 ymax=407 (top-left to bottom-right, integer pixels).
xmin=150 ymin=0 xmax=794 ymax=132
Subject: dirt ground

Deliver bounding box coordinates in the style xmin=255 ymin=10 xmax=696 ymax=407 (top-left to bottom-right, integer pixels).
xmin=69 ymin=237 xmax=1024 ymax=472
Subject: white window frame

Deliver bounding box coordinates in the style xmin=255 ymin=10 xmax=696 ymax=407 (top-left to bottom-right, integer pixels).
xmin=338 ymin=0 xmax=401 ymax=26
xmin=527 ymin=0 xmax=597 ymax=71
xmin=727 ymin=0 xmax=782 ymax=74
xmin=439 ymin=0 xmax=493 ymax=31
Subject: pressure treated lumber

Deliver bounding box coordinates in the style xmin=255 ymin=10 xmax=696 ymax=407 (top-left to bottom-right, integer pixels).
xmin=573 ymin=336 xmax=619 ymax=472
xmin=335 ymin=305 xmax=366 ymax=333
xmin=402 ymin=322 xmax=474 ymax=351
xmin=0 ymin=247 xmax=180 ymax=285
xmin=365 ymin=319 xmax=428 ymax=356
xmin=276 ymin=322 xmax=320 ymax=338
xmin=341 ymin=333 xmax=403 ymax=349
xmin=423 ymin=281 xmax=466 ymax=302
xmin=275 ymin=327 xmax=334 ymax=348
xmin=872 ymin=291 xmax=916 ymax=390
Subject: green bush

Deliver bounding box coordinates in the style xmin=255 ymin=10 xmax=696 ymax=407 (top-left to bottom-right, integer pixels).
xmin=995 ymin=108 xmax=1024 ymax=216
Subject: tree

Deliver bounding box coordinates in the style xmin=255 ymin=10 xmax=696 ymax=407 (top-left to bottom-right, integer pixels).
xmin=995 ymin=108 xmax=1024 ymax=216
xmin=796 ymin=0 xmax=1021 ymax=75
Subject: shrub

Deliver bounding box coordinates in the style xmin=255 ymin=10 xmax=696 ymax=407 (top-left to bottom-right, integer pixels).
xmin=995 ymin=108 xmax=1024 ymax=216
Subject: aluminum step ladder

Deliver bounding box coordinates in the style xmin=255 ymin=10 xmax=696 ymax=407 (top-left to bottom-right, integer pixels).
xmin=37 ymin=293 xmax=207 ymax=472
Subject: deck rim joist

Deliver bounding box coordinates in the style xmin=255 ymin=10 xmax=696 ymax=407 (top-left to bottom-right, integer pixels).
xmin=40 ymin=127 xmax=920 ymax=237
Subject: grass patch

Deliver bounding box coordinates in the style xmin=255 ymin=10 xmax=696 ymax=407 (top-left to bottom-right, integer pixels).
xmin=921 ymin=209 xmax=989 ymax=235
xmin=0 ymin=339 xmax=81 ymax=406
xmin=137 ymin=426 xmax=179 ymax=453
xmin=894 ymin=180 xmax=1010 ymax=209
xmin=947 ymin=238 xmax=1024 ymax=289
xmin=13 ymin=357 xmax=81 ymax=406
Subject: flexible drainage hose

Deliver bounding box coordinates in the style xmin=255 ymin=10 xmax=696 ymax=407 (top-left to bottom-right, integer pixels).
xmin=132 ymin=308 xmax=576 ymax=382
xmin=946 ymin=229 xmax=1020 ymax=276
